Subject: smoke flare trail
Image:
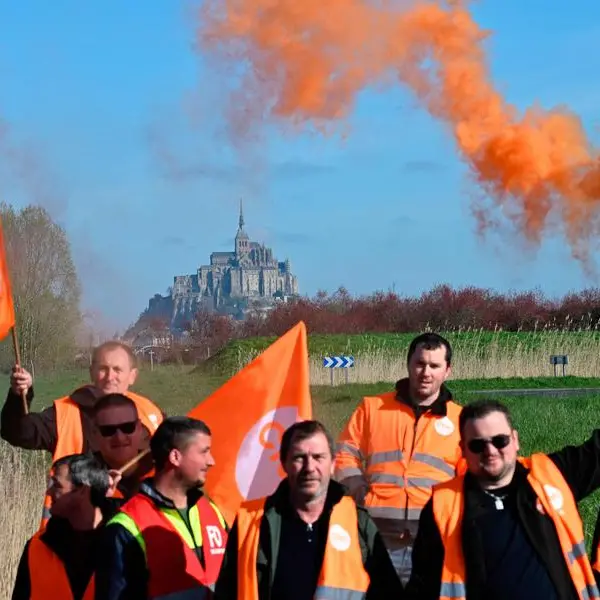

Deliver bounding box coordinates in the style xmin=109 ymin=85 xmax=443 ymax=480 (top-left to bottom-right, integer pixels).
xmin=197 ymin=0 xmax=600 ymax=266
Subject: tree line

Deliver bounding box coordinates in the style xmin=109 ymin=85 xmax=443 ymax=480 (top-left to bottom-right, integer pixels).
xmin=239 ymin=285 xmax=600 ymax=335
xmin=0 ymin=202 xmax=81 ymax=373
xmin=136 ymin=283 xmax=600 ymax=365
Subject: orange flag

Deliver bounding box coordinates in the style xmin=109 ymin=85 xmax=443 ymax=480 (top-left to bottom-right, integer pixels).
xmin=188 ymin=320 xmax=312 ymax=524
xmin=0 ymin=217 xmax=15 ymax=340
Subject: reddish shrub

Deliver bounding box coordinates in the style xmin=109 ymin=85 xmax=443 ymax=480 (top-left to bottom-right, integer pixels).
xmin=177 ymin=285 xmax=600 ymax=358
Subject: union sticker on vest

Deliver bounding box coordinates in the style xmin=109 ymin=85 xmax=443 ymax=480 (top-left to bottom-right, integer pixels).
xmin=328 ymin=524 xmax=351 ymax=552
xmin=206 ymin=525 xmax=225 ymax=554
xmin=543 ymin=484 xmax=564 ymax=513
xmin=434 ymin=416 xmax=455 ymax=436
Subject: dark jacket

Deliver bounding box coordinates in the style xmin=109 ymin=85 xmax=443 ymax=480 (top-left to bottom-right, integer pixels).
xmin=405 ymin=429 xmax=600 ymax=600
xmin=94 ymin=479 xmax=228 ymax=600
xmin=213 ymin=478 xmax=404 ymax=600
xmin=1 ymin=385 xmax=160 ymax=455
xmin=11 ymin=509 xmax=115 ymax=600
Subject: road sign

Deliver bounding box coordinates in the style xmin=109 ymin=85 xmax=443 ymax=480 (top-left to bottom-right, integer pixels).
xmin=323 ymin=355 xmax=355 ymax=385
xmin=550 ymin=355 xmax=568 ymax=365
xmin=323 ymin=356 xmax=355 ymax=368
xmin=550 ymin=354 xmax=568 ymax=376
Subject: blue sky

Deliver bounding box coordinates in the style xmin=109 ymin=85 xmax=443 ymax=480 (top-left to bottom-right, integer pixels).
xmin=0 ymin=1 xmax=599 ymax=332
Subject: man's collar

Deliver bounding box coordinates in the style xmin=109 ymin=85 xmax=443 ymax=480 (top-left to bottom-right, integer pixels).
xmin=464 ymin=461 xmax=526 ymax=493
xmin=394 ymin=377 xmax=453 ymax=416
xmin=41 ymin=514 xmax=102 ymax=549
xmin=68 ymin=384 xmax=100 ymax=408
xmin=139 ymin=478 xmax=205 ymax=510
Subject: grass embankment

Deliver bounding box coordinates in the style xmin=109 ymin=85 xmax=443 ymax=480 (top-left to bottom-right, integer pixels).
xmin=2 ymin=366 xmax=600 ymax=598
xmin=203 ymin=330 xmax=600 ymax=383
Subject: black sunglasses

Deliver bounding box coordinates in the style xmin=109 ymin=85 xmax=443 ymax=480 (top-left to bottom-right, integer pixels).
xmin=98 ymin=421 xmax=137 ymax=437
xmin=467 ymin=434 xmax=511 ymax=454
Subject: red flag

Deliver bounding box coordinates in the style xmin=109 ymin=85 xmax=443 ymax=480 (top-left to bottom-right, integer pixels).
xmin=188 ymin=321 xmax=312 ymax=524
xmin=0 ymin=217 xmax=15 ymax=340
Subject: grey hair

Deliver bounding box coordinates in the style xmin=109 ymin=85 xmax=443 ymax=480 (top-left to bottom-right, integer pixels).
xmin=52 ymin=453 xmax=110 ymax=504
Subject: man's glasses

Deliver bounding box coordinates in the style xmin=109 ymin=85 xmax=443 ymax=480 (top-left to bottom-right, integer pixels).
xmin=97 ymin=421 xmax=137 ymax=438
xmin=467 ymin=434 xmax=511 ymax=454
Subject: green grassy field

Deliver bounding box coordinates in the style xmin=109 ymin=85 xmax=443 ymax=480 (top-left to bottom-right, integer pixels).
xmin=17 ymin=366 xmax=600 ymax=415
xmin=203 ymin=330 xmax=600 ymax=376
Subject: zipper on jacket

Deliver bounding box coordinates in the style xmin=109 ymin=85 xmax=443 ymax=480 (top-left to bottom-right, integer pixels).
xmin=403 ymin=412 xmax=420 ymax=531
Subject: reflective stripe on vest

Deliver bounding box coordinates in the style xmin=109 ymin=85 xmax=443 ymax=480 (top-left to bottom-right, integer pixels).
xmin=39 ymin=393 xmax=163 ymax=529
xmin=236 ymin=495 xmax=370 ymax=600
xmin=108 ymin=493 xmax=227 ymax=599
xmin=313 ymin=588 xmax=368 ymax=600
xmin=432 ymin=453 xmax=600 ymax=600
xmin=334 ymin=393 xmax=462 ymax=525
xmin=28 ymin=531 xmax=94 ymax=600
xmin=439 ymin=582 xmax=467 ymax=598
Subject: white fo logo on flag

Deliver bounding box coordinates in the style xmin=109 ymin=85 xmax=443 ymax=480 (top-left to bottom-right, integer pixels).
xmin=235 ymin=407 xmax=299 ymax=501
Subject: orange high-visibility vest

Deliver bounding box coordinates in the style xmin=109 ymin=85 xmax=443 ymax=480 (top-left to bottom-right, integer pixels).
xmin=432 ymin=453 xmax=600 ymax=600
xmin=236 ymin=494 xmax=370 ymax=599
xmin=40 ymin=391 xmax=163 ymax=528
xmin=112 ymin=493 xmax=228 ymax=598
xmin=335 ymin=392 xmax=462 ymax=525
xmin=28 ymin=530 xmax=94 ymax=600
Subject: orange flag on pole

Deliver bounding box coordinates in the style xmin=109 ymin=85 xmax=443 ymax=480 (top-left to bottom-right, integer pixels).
xmin=188 ymin=320 xmax=312 ymax=525
xmin=0 ymin=217 xmax=15 ymax=340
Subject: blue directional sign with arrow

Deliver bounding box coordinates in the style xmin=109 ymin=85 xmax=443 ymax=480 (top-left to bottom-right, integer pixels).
xmin=322 ymin=355 xmax=355 ymax=368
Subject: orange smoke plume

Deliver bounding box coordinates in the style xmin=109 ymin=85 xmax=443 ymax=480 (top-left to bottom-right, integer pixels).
xmin=197 ymin=0 xmax=600 ymax=266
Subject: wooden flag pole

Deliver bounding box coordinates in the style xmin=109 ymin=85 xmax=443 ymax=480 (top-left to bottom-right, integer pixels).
xmin=117 ymin=448 xmax=150 ymax=475
xmin=11 ymin=326 xmax=28 ymax=414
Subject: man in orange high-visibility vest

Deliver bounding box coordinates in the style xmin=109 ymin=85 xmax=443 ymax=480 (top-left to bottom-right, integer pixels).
xmin=405 ymin=399 xmax=600 ymax=600
xmin=11 ymin=453 xmax=115 ymax=600
xmin=334 ymin=332 xmax=463 ymax=584
xmin=1 ymin=340 xmax=164 ymax=527
xmin=214 ymin=420 xmax=404 ymax=600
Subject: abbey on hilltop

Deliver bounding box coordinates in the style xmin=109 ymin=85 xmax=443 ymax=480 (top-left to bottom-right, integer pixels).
xmin=144 ymin=201 xmax=300 ymax=328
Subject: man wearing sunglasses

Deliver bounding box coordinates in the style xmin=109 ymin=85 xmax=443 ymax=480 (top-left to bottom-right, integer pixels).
xmin=406 ymin=399 xmax=600 ymax=600
xmin=93 ymin=393 xmax=155 ymax=504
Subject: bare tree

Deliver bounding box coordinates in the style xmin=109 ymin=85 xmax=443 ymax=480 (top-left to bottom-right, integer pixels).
xmin=0 ymin=203 xmax=81 ymax=371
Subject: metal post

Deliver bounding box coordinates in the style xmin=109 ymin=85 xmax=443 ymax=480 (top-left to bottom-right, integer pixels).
xmin=344 ymin=369 xmax=349 ymax=385
xmin=330 ymin=369 xmax=334 ymax=387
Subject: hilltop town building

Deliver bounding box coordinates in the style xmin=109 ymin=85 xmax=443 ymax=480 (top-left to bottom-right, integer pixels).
xmin=144 ymin=201 xmax=299 ymax=329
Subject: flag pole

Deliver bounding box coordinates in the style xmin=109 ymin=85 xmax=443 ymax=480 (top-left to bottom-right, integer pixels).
xmin=11 ymin=326 xmax=28 ymax=414
xmin=117 ymin=448 xmax=150 ymax=475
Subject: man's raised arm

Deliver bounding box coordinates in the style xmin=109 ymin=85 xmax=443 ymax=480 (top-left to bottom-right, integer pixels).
xmin=0 ymin=366 xmax=57 ymax=452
